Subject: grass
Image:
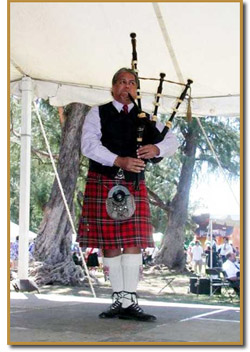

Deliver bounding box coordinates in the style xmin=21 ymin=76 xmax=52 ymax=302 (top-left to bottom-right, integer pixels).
xmin=36 ymin=267 xmax=240 ymax=308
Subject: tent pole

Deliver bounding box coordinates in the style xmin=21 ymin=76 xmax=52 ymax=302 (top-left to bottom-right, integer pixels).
xmin=209 ymin=218 xmax=213 ymax=296
xmin=16 ymin=77 xmax=38 ymax=292
xmin=210 ymin=218 xmax=213 ymax=269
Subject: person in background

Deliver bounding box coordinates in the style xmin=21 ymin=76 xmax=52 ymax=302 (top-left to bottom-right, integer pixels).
xmin=86 ymin=248 xmax=100 ymax=269
xmin=144 ymin=247 xmax=156 ymax=266
xmin=204 ymin=245 xmax=218 ymax=268
xmin=234 ymin=246 xmax=240 ymax=257
xmin=186 ymin=245 xmax=193 ymax=270
xmin=219 ymin=237 xmax=233 ymax=263
xmin=10 ymin=236 xmax=19 ymax=271
xmin=212 ymin=235 xmax=218 ymax=252
xmin=72 ymin=251 xmax=83 ymax=267
xmin=222 ymin=252 xmax=240 ymax=296
xmin=204 ymin=236 xmax=220 ymax=268
xmin=191 ymin=240 xmax=203 ymax=275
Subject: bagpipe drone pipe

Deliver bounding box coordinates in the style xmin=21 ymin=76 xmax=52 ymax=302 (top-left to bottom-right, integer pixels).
xmin=129 ymin=33 xmax=193 ymax=167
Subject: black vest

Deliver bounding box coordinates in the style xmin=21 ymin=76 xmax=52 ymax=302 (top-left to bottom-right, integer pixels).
xmin=89 ymin=102 xmax=162 ymax=180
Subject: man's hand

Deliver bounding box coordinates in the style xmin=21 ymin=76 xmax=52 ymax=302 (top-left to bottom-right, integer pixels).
xmin=114 ymin=156 xmax=145 ymax=173
xmin=137 ymin=145 xmax=160 ymax=159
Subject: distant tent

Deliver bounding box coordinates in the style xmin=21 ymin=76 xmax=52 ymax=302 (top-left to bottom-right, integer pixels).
xmin=10 ymin=222 xmax=37 ymax=242
xmin=192 ymin=214 xmax=234 ymax=238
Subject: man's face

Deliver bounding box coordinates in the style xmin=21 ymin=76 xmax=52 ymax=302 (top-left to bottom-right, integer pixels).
xmin=230 ymin=253 xmax=236 ymax=262
xmin=112 ymin=72 xmax=137 ymax=105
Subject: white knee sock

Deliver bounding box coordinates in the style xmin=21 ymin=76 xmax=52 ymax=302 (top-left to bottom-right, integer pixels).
xmin=103 ymin=255 xmax=123 ymax=302
xmin=121 ymin=253 xmax=143 ymax=308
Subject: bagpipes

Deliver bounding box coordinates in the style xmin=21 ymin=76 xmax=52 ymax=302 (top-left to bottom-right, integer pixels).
xmin=105 ymin=33 xmax=193 ymax=214
xmin=129 ymin=32 xmax=193 ymax=167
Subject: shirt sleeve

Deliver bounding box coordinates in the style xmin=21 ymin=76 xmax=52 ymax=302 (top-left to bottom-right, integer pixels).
xmin=153 ymin=120 xmax=179 ymax=158
xmin=81 ymin=106 xmax=118 ymax=166
xmin=223 ymin=261 xmax=238 ymax=279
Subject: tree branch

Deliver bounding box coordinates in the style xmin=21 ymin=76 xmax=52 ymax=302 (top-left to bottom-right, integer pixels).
xmin=10 ymin=131 xmax=59 ymax=160
xmin=146 ymin=187 xmax=169 ymax=211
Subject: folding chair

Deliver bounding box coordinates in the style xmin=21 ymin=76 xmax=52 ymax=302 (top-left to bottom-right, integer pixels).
xmin=205 ymin=268 xmax=229 ymax=296
xmin=158 ymin=276 xmax=175 ymax=293
xmin=221 ymin=270 xmax=240 ymax=301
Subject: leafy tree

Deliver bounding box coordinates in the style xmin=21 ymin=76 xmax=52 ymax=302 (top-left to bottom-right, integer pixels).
xmin=150 ymin=115 xmax=240 ymax=270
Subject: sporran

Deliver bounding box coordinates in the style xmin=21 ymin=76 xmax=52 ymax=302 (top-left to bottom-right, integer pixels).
xmin=106 ymin=185 xmax=136 ymax=220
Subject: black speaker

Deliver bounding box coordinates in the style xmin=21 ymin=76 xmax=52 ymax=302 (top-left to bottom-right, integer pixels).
xmin=189 ymin=277 xmax=221 ymax=295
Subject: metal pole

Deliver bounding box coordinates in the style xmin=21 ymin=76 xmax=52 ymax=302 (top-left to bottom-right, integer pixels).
xmin=17 ymin=76 xmax=32 ymax=280
xmin=209 ymin=218 xmax=213 ymax=296
xmin=210 ymin=219 xmax=213 ymax=269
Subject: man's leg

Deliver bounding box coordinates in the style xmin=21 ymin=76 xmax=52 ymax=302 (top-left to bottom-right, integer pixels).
xmin=198 ymin=260 xmax=203 ymax=275
xmin=194 ymin=261 xmax=198 ymax=274
xmin=229 ymin=279 xmax=240 ymax=297
xmin=119 ymin=247 xmax=156 ymax=322
xmin=121 ymin=247 xmax=142 ymax=308
xmin=99 ymin=248 xmax=123 ymax=318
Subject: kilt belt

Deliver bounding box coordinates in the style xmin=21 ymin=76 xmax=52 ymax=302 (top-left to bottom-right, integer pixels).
xmin=89 ymin=159 xmax=145 ymax=182
xmin=77 ymin=171 xmax=154 ymax=249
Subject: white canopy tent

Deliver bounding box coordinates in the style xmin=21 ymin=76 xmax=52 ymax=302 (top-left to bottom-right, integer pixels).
xmin=10 ymin=2 xmax=240 ymax=116
xmin=9 ymin=2 xmax=241 ymax=283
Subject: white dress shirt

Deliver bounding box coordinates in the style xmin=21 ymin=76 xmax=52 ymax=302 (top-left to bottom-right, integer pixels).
xmin=223 ymin=259 xmax=240 ymax=279
xmin=219 ymin=243 xmax=233 ymax=256
xmin=81 ymin=100 xmax=179 ymax=166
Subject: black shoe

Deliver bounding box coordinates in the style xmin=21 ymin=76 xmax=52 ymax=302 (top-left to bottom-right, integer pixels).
xmin=119 ymin=303 xmax=157 ymax=322
xmin=99 ymin=292 xmax=122 ymax=319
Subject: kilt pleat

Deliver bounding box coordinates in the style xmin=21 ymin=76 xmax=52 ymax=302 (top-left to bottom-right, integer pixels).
xmin=77 ymin=171 xmax=154 ymax=249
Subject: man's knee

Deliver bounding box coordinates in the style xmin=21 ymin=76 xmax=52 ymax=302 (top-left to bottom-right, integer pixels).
xmin=123 ymin=247 xmax=141 ymax=254
xmin=103 ymin=247 xmax=141 ymax=257
xmin=103 ymin=248 xmax=122 ymax=257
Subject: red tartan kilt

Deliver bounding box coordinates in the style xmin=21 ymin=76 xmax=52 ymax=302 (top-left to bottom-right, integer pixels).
xmin=77 ymin=171 xmax=154 ymax=249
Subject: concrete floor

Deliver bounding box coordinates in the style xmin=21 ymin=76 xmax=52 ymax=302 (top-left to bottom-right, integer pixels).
xmin=9 ymin=292 xmax=242 ymax=345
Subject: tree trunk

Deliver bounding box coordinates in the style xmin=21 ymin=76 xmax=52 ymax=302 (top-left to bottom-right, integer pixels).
xmin=32 ymin=103 xmax=90 ymax=285
xmin=156 ymin=121 xmax=197 ymax=270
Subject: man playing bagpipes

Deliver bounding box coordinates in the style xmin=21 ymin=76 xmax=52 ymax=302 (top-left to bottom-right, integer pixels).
xmin=77 ymin=67 xmax=179 ymax=321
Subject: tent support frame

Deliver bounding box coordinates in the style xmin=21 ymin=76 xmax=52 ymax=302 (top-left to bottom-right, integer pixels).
xmin=17 ymin=76 xmax=38 ymax=291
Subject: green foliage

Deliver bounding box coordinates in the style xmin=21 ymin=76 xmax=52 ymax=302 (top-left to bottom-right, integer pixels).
xmin=10 ymin=96 xmax=21 ymax=225
xmin=195 ymin=116 xmax=240 ymax=178
xmin=10 ymin=97 xmax=61 ymax=232
xmin=10 ymin=143 xmax=21 ymax=224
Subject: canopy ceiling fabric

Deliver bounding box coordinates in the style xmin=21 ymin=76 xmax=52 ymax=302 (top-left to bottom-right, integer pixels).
xmin=10 ymin=2 xmax=240 ymax=117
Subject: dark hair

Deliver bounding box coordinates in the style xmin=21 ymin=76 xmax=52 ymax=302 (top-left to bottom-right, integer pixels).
xmin=226 ymin=252 xmax=233 ymax=259
xmin=112 ymin=67 xmax=138 ymax=86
